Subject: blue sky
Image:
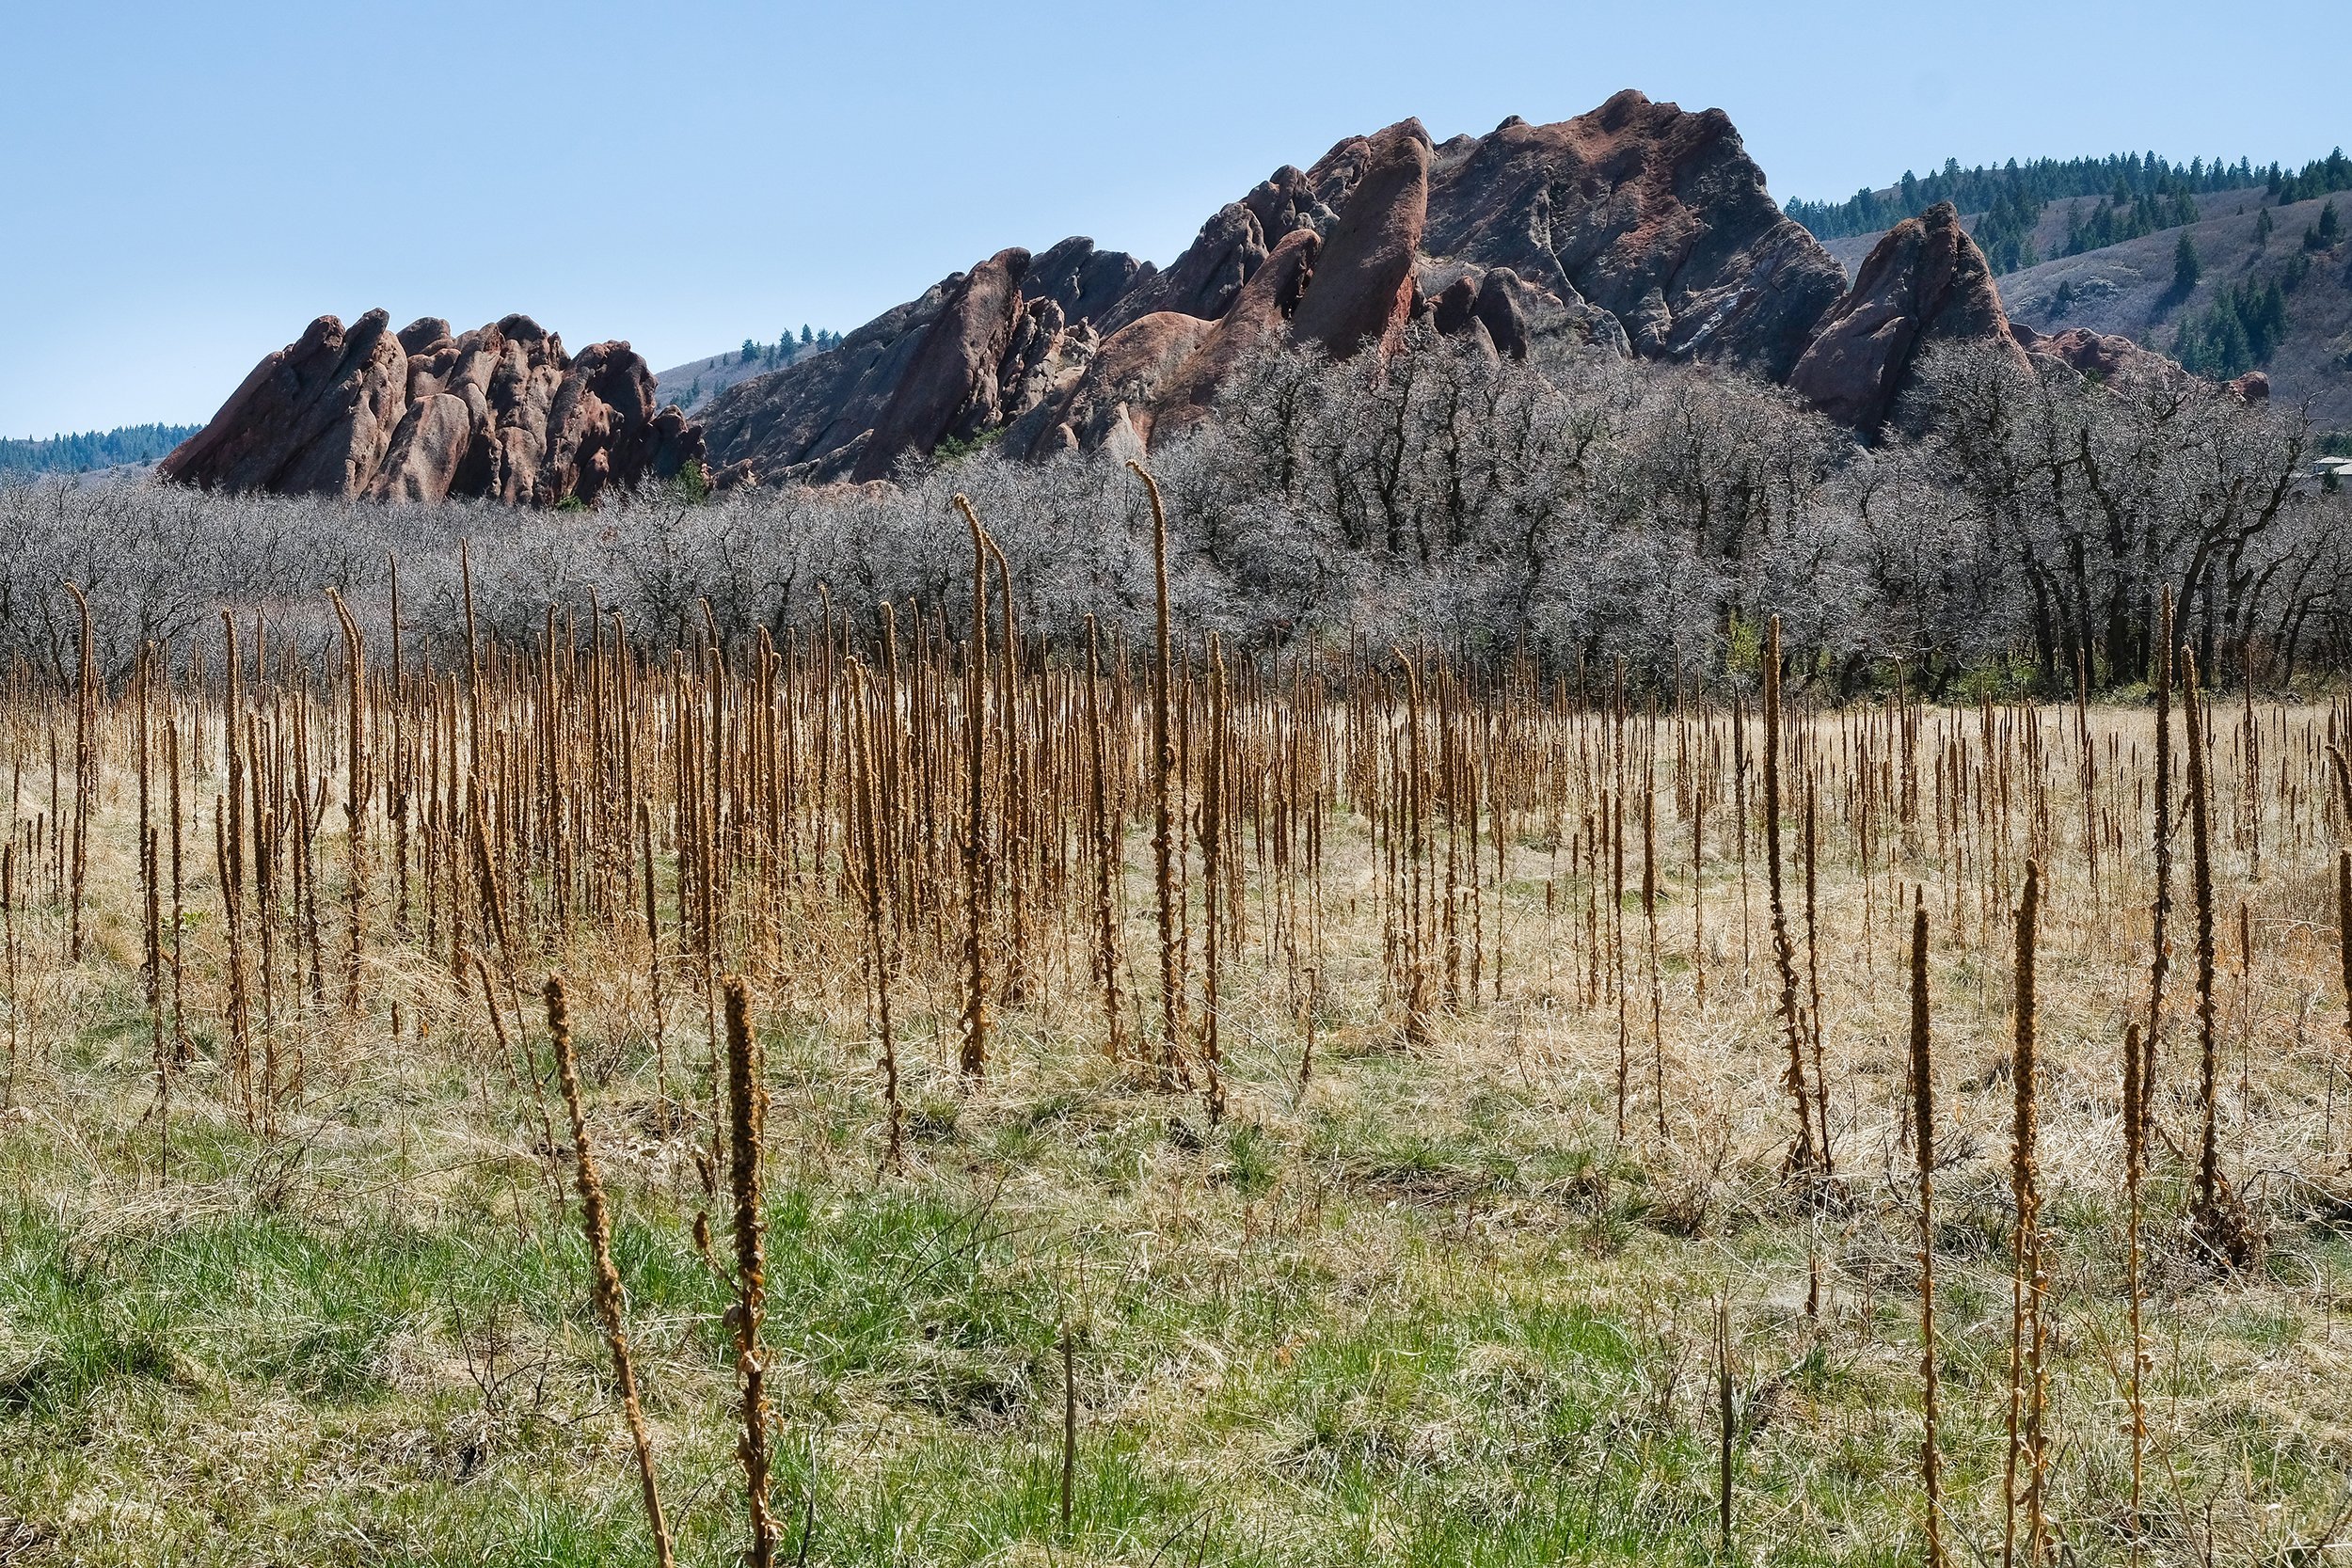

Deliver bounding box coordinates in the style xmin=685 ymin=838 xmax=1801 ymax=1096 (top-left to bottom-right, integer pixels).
xmin=2 ymin=0 xmax=2341 ymax=436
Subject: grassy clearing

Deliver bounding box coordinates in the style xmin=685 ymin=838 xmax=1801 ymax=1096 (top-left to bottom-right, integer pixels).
xmin=2 ymin=674 xmax=2351 ymax=1566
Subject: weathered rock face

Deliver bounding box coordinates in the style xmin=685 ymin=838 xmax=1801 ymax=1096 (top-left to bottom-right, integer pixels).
xmin=2007 ymin=323 xmax=2173 ymax=388
xmin=701 ymin=237 xmax=1148 ymax=484
xmin=1422 ymin=263 xmax=1628 ymax=360
xmin=1152 ymin=228 xmax=1324 ymax=439
xmin=1290 ymin=121 xmax=1430 ymax=358
xmin=1094 ymin=145 xmax=1359 ymax=335
xmin=1015 ymin=312 xmax=1216 ymax=456
xmin=1096 ymin=203 xmax=1268 ymax=333
xmin=702 ymin=91 xmax=1868 ymax=481
xmin=851 ymin=247 xmax=1032 ymax=482
xmin=1025 ymin=237 xmax=1153 ymax=325
xmin=1010 ymin=227 xmax=1324 ymax=457
xmin=1788 ymin=203 xmax=2028 ymax=431
xmin=1420 ymin=92 xmax=1848 ymax=380
xmin=162 ymin=312 xmax=702 ymax=505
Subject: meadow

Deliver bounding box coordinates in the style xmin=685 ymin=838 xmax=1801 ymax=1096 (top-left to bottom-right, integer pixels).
xmin=0 ymin=506 xmax=2348 ymax=1567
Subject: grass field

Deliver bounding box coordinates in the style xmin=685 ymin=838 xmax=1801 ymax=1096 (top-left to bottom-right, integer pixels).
xmin=0 ymin=629 xmax=2348 ymax=1566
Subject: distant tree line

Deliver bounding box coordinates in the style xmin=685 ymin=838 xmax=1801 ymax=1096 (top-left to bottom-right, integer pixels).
xmin=0 ymin=423 xmax=199 ymax=478
xmin=1790 ymin=152 xmax=2264 ymax=241
xmin=2271 ymin=150 xmax=2352 ymax=205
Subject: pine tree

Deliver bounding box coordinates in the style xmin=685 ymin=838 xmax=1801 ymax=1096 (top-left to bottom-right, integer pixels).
xmin=2173 ymin=231 xmax=2202 ymax=293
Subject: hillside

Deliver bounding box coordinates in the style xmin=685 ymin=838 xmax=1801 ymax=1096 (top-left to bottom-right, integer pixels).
xmin=2000 ymin=192 xmax=2352 ymax=429
xmin=654 ymin=330 xmax=839 ymax=415
xmin=0 ymin=422 xmax=199 ymax=478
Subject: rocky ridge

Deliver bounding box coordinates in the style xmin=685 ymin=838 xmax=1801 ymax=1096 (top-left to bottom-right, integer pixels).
xmin=161 ymin=312 xmax=704 ymax=506
xmin=701 ymin=89 xmax=2026 ymax=485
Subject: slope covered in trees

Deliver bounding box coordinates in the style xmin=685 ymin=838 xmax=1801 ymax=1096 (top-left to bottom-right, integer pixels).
xmin=1789 ymin=149 xmax=2352 ymax=266
xmin=0 ymin=422 xmax=199 ymax=477
xmin=1991 ymin=190 xmax=2352 ymax=430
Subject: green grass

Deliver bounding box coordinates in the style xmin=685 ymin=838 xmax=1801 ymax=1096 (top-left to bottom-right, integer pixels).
xmin=10 ymin=1043 xmax=2346 ymax=1568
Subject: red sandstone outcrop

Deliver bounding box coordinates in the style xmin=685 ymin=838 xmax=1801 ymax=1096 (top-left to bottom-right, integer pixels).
xmin=704 ymin=91 xmax=1865 ymax=480
xmin=1788 ymin=203 xmax=2028 ymax=431
xmin=1997 ymin=322 xmax=2270 ymax=406
xmin=1152 ymin=228 xmax=1324 ymax=439
xmin=1032 ymin=314 xmax=1216 ymax=454
xmin=1011 ymin=227 xmax=1325 ymax=456
xmin=161 ymin=311 xmax=702 ymax=505
xmin=701 ymin=237 xmax=1149 ymax=483
xmin=1420 ymin=93 xmax=1848 ymax=380
xmin=175 ymin=91 xmax=2247 ymax=503
xmin=850 ymin=246 xmax=1033 ymax=482
xmin=1289 ymin=121 xmax=1430 ymax=359
xmin=2007 ymin=323 xmax=2174 ymax=387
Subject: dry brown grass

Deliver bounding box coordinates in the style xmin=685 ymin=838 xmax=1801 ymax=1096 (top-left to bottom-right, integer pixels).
xmin=0 ymin=575 xmax=2348 ymax=1563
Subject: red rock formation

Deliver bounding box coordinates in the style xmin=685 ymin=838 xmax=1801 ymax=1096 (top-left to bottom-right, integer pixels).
xmin=2008 ymin=323 xmax=2177 ymax=387
xmin=162 ymin=311 xmax=702 ymax=505
xmin=1788 ymin=203 xmax=2028 ymax=431
xmin=702 ymin=91 xmax=1853 ymax=479
xmin=1431 ymin=275 xmax=1482 ymax=338
xmin=1291 ymin=121 xmax=1431 ymax=359
xmin=1097 ymin=142 xmax=1361 ymax=335
xmin=1018 ymin=312 xmax=1216 ymax=456
xmin=1472 ymin=271 xmax=1535 ymax=359
xmin=1096 ymin=204 xmax=1268 ymax=333
xmin=703 ymin=237 xmax=1150 ymax=484
xmin=1999 ymin=321 xmax=2267 ymax=404
xmin=1138 ymin=228 xmax=1323 ymax=444
xmin=692 ymin=91 xmax=2222 ymax=482
xmin=1422 ymin=92 xmax=1847 ymax=379
xmin=851 ymin=247 xmax=1032 ymax=482
xmin=161 ymin=310 xmax=409 ymax=497
xmin=1024 ymin=236 xmax=1153 ymax=326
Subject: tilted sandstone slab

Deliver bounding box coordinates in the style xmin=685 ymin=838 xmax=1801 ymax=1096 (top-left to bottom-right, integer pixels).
xmin=162 ymin=311 xmax=702 ymax=506
xmin=851 ymin=246 xmax=1033 ymax=482
xmin=1788 ymin=202 xmax=2029 ymax=432
xmin=1289 ymin=120 xmax=1431 ymax=359
xmin=701 ymin=237 xmax=1150 ymax=484
xmin=1009 ymin=227 xmax=1325 ymax=458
